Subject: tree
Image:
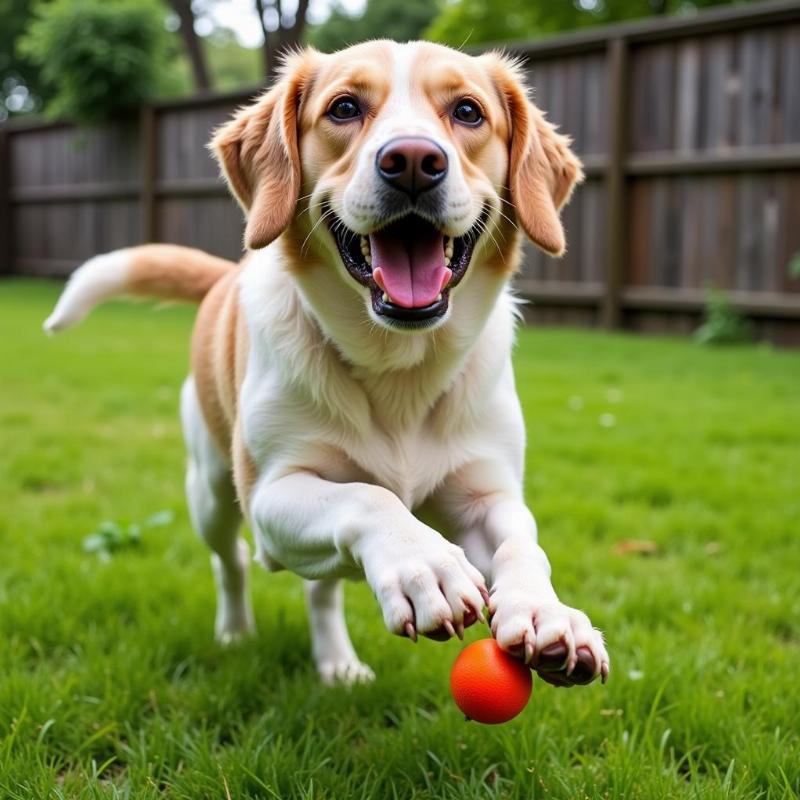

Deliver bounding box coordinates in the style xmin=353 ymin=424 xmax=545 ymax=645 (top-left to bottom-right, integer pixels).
xmin=254 ymin=0 xmax=310 ymax=78
xmin=165 ymin=0 xmax=212 ymax=91
xmin=0 ymin=0 xmax=46 ymax=120
xmin=308 ymin=0 xmax=441 ymax=53
xmin=204 ymin=27 xmax=261 ymax=91
xmin=426 ymin=0 xmax=761 ymax=47
xmin=18 ymin=0 xmax=175 ymax=124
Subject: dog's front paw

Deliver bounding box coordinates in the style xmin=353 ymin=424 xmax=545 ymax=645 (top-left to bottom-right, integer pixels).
xmin=364 ymin=535 xmax=488 ymax=642
xmin=317 ymin=658 xmax=375 ymax=687
xmin=489 ymin=594 xmax=609 ymax=686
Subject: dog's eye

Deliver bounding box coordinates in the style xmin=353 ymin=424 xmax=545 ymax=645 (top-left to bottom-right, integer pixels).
xmin=328 ymin=96 xmax=362 ymax=122
xmin=453 ymin=100 xmax=483 ymax=126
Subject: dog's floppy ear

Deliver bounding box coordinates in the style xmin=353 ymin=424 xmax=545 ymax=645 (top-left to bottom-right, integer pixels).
xmin=211 ymin=49 xmax=318 ymax=250
xmin=486 ymin=55 xmax=583 ymax=256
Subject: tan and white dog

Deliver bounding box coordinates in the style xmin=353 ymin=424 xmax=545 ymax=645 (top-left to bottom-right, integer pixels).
xmin=45 ymin=41 xmax=609 ymax=687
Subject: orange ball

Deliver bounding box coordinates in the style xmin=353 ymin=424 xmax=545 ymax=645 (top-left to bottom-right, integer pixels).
xmin=450 ymin=639 xmax=532 ymax=724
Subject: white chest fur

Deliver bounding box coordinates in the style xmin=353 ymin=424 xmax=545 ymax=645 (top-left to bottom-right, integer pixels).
xmin=238 ymin=247 xmax=521 ymax=509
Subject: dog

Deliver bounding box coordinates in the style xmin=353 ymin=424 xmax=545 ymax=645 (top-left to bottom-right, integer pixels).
xmin=45 ymin=40 xmax=609 ymax=687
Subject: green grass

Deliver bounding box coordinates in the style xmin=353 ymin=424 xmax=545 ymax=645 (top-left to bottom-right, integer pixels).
xmin=1 ymin=277 xmax=799 ymax=799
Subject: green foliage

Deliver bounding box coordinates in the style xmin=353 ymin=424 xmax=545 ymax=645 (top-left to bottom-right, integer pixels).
xmin=694 ymin=290 xmax=753 ymax=346
xmin=307 ymin=0 xmax=441 ymax=52
xmin=83 ymin=510 xmax=174 ymax=561
xmin=426 ymin=0 xmax=761 ymax=47
xmin=0 ymin=0 xmax=46 ymax=120
xmin=2 ymin=280 xmax=800 ymax=797
xmin=788 ymin=251 xmax=800 ymax=281
xmin=18 ymin=0 xmax=175 ymax=124
xmin=205 ymin=27 xmax=261 ymax=91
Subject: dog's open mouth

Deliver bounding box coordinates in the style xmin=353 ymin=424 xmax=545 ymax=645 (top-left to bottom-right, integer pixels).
xmin=327 ymin=211 xmax=486 ymax=326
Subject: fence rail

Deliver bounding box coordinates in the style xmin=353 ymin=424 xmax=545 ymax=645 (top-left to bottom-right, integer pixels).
xmin=2 ymin=0 xmax=800 ymax=343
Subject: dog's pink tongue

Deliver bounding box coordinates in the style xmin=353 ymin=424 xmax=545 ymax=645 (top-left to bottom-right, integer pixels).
xmin=370 ymin=226 xmax=450 ymax=308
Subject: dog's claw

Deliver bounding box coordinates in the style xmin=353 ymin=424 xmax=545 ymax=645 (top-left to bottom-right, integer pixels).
xmin=566 ymin=654 xmax=578 ymax=677
xmin=454 ymin=621 xmax=465 ymax=640
xmin=443 ymin=619 xmax=456 ymax=639
xmin=524 ymin=638 xmax=535 ymax=665
xmin=404 ymin=621 xmax=417 ymax=642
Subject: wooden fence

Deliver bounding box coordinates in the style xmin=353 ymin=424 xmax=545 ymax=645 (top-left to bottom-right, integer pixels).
xmin=2 ymin=0 xmax=800 ymax=343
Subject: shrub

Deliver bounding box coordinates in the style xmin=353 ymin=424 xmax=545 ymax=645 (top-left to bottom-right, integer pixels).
xmin=789 ymin=251 xmax=800 ymax=281
xmin=18 ymin=0 xmax=172 ymax=124
xmin=694 ymin=290 xmax=753 ymax=346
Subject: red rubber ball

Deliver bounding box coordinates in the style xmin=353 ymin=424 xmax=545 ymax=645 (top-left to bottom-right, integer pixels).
xmin=450 ymin=639 xmax=532 ymax=724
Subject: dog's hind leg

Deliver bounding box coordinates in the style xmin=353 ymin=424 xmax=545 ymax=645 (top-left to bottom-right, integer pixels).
xmin=180 ymin=376 xmax=255 ymax=644
xmin=304 ymin=579 xmax=374 ymax=685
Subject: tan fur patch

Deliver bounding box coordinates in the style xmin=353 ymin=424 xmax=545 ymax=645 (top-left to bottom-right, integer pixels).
xmin=128 ymin=244 xmax=234 ymax=301
xmin=191 ymin=270 xmax=245 ymax=458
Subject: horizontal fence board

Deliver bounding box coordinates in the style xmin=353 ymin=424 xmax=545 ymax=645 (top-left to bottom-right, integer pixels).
xmin=625 ymin=144 xmax=800 ymax=174
xmin=10 ymin=182 xmax=140 ymax=203
xmin=514 ymin=280 xmax=800 ymax=318
xmin=155 ymin=178 xmax=230 ymax=197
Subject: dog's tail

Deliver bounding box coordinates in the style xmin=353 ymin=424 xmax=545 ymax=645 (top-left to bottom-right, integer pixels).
xmin=43 ymin=244 xmax=235 ymax=333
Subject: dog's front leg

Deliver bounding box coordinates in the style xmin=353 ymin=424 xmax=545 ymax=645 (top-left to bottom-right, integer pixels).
xmin=485 ymin=497 xmax=609 ymax=685
xmin=444 ymin=473 xmax=610 ymax=686
xmin=250 ymin=472 xmax=488 ymax=641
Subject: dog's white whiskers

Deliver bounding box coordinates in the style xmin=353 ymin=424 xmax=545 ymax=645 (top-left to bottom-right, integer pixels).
xmin=494 ymin=207 xmax=519 ymax=231
xmin=301 ymin=207 xmax=337 ymax=256
xmin=474 ymin=217 xmax=504 ymax=257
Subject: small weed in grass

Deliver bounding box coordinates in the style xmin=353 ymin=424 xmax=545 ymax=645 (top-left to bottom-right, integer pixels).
xmin=83 ymin=510 xmax=174 ymax=560
xmin=694 ymin=290 xmax=753 ymax=346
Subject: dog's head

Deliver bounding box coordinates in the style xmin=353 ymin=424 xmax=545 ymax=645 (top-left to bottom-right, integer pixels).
xmin=212 ymin=41 xmax=582 ymax=332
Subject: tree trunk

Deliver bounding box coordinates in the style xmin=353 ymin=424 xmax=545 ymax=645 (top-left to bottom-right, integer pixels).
xmin=168 ymin=0 xmax=211 ymax=92
xmin=255 ymin=0 xmax=309 ymax=81
xmin=254 ymin=0 xmax=271 ymax=78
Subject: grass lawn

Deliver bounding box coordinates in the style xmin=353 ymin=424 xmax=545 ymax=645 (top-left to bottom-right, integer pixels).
xmin=1 ymin=277 xmax=798 ymax=799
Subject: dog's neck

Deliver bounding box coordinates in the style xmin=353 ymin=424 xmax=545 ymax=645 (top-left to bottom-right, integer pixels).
xmin=240 ymin=240 xmax=518 ymax=431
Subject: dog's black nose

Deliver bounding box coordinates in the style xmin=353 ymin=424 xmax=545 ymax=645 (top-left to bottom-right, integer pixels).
xmin=376 ymin=137 xmax=448 ymax=200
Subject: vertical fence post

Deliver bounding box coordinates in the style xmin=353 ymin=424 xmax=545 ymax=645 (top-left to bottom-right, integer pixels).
xmin=140 ymin=104 xmax=157 ymax=243
xmin=601 ymin=37 xmax=629 ymax=329
xmin=0 ymin=128 xmax=12 ymax=275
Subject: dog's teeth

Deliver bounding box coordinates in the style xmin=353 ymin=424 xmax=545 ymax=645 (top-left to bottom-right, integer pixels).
xmin=444 ymin=237 xmax=454 ymax=259
xmin=444 ymin=256 xmax=451 ymax=267
xmin=436 ymin=293 xmax=443 ymax=301
xmin=364 ymin=252 xmax=372 ymax=266
xmin=382 ymin=292 xmax=390 ymax=303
